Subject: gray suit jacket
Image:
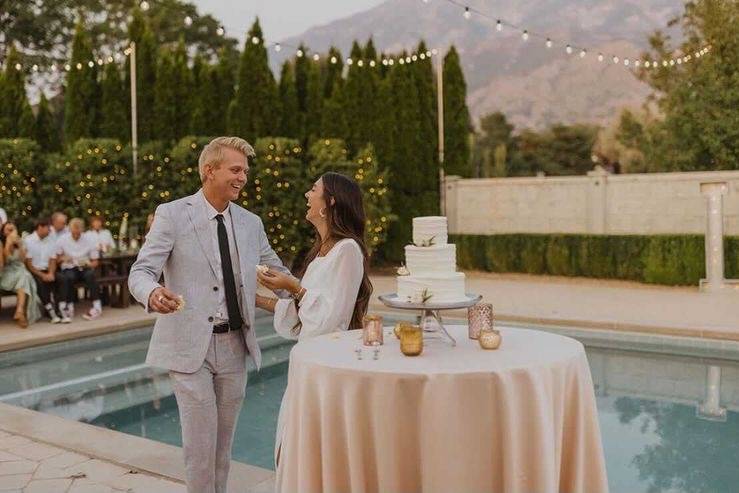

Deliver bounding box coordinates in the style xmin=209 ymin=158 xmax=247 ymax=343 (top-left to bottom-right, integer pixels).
xmin=128 ymin=190 xmax=290 ymax=373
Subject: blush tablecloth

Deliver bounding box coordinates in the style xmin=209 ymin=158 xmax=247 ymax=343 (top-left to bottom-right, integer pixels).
xmin=275 ymin=325 xmax=609 ymax=493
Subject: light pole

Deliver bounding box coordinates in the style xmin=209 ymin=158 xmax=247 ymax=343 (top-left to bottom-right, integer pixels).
xmin=436 ymin=54 xmax=445 ymax=215
xmin=129 ymin=41 xmax=138 ymax=176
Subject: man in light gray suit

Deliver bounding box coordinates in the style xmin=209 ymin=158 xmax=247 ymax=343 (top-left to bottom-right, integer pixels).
xmin=128 ymin=136 xmax=293 ymax=493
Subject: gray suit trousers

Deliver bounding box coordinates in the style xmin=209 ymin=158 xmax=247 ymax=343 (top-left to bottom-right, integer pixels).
xmin=169 ymin=330 xmax=247 ymax=493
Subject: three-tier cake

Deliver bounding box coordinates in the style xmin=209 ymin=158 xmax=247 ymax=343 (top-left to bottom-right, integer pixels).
xmin=397 ymin=216 xmax=467 ymax=304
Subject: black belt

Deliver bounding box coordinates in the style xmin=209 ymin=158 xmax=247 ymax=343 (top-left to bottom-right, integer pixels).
xmin=212 ymin=322 xmax=242 ymax=334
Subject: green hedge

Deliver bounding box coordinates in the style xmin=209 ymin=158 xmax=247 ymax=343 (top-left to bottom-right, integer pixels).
xmin=452 ymin=234 xmax=739 ymax=286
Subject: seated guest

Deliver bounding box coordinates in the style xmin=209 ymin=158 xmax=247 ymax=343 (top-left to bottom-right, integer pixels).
xmin=0 ymin=207 xmax=7 ymax=224
xmin=24 ymin=217 xmax=62 ymax=323
xmin=84 ymin=215 xmax=115 ymax=253
xmin=50 ymin=211 xmax=69 ymax=240
xmin=145 ymin=213 xmax=155 ymax=236
xmin=56 ymin=218 xmax=103 ymax=322
xmin=0 ymin=222 xmax=42 ymax=328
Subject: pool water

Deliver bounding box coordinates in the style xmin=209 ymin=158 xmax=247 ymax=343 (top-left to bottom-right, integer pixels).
xmin=2 ymin=317 xmax=739 ymax=492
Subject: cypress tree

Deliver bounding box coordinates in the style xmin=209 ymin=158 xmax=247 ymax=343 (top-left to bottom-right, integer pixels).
xmin=189 ymin=54 xmax=210 ymax=135
xmin=305 ymin=60 xmax=323 ymax=143
xmin=126 ymin=9 xmax=158 ymax=143
xmin=322 ymin=46 xmax=343 ymax=99
xmin=341 ymin=41 xmax=365 ymax=152
xmin=213 ymin=48 xmax=237 ymax=135
xmin=294 ymin=43 xmax=310 ymax=113
xmin=35 ymin=93 xmax=61 ymax=152
xmin=442 ymin=46 xmax=472 ymax=177
xmin=172 ymin=41 xmax=192 ymax=141
xmin=412 ymin=41 xmax=439 ymax=214
xmin=0 ymin=47 xmax=30 ymax=138
xmin=278 ymin=61 xmax=300 ymax=138
xmin=153 ymin=48 xmax=177 ymax=142
xmin=64 ymin=20 xmax=100 ymax=144
xmin=18 ymin=101 xmax=35 ymax=138
xmin=320 ymin=79 xmax=347 ymax=139
xmin=99 ymin=61 xmax=128 ymax=141
xmin=228 ymin=19 xmax=279 ymax=142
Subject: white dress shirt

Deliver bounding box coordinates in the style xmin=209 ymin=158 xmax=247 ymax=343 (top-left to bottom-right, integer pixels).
xmin=0 ymin=207 xmax=7 ymax=224
xmin=273 ymin=238 xmax=364 ymax=340
xmin=84 ymin=228 xmax=115 ymax=251
xmin=56 ymin=234 xmax=100 ymax=270
xmin=199 ymin=191 xmax=244 ymax=326
xmin=24 ymin=231 xmax=57 ymax=270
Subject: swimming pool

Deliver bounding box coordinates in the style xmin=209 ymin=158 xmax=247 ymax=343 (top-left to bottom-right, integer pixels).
xmin=2 ymin=316 xmax=738 ymax=492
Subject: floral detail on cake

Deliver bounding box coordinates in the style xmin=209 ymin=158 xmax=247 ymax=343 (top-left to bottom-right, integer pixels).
xmin=396 ymin=265 xmax=410 ymax=276
xmin=412 ymin=235 xmax=436 ymax=248
xmin=408 ymin=288 xmax=433 ymax=304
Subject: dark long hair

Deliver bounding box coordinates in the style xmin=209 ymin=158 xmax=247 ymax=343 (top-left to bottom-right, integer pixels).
xmin=294 ymin=172 xmax=372 ymax=331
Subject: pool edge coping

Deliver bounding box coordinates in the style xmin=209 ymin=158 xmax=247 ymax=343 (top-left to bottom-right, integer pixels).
xmin=0 ymin=402 xmax=274 ymax=488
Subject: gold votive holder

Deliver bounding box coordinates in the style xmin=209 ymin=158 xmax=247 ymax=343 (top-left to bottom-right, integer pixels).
xmin=468 ymin=303 xmax=494 ymax=339
xmin=399 ymin=324 xmax=423 ymax=356
xmin=478 ymin=329 xmax=502 ymax=350
xmin=363 ymin=315 xmax=384 ymax=346
xmin=393 ymin=321 xmax=413 ymax=339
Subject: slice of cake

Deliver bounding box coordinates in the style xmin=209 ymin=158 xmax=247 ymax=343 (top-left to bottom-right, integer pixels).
xmin=397 ymin=216 xmax=467 ymax=304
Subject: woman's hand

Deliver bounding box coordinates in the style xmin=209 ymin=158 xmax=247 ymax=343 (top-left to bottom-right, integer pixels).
xmin=257 ymin=268 xmax=300 ymax=294
xmin=255 ymin=294 xmax=278 ymax=313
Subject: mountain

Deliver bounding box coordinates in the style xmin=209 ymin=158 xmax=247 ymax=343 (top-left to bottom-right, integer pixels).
xmin=274 ymin=0 xmax=685 ymax=129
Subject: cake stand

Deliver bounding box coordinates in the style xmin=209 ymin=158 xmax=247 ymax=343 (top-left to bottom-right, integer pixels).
xmin=378 ymin=293 xmax=482 ymax=347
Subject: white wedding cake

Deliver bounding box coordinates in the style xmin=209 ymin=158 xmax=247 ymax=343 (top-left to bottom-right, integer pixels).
xmin=397 ymin=216 xmax=467 ymax=304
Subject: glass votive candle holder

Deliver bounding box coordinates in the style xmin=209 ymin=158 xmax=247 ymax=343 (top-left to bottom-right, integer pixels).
xmin=399 ymin=324 xmax=423 ymax=356
xmin=363 ymin=314 xmax=384 ymax=346
xmin=478 ymin=329 xmax=502 ymax=350
xmin=468 ymin=303 xmax=494 ymax=339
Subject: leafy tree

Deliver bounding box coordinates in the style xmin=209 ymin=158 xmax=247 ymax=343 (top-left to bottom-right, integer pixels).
xmin=100 ymin=61 xmax=128 ymax=141
xmin=278 ymin=61 xmax=300 ymax=138
xmin=0 ymin=139 xmax=45 ymax=230
xmin=0 ymin=47 xmax=32 ymax=138
xmin=126 ymin=9 xmax=158 ymax=143
xmin=473 ymin=111 xmax=515 ymax=177
xmin=35 ymin=94 xmax=62 ymax=152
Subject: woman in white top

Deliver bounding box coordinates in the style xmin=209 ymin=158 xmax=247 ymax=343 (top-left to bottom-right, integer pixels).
xmin=255 ymin=172 xmax=372 ymax=465
xmin=256 ymin=171 xmax=371 ymax=339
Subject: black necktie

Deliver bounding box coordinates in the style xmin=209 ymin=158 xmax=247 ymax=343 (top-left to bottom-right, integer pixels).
xmin=215 ymin=214 xmax=243 ymax=330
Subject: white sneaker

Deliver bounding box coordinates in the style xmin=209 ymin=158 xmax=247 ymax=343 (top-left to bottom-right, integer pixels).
xmin=50 ymin=313 xmax=62 ymax=324
xmin=82 ymin=308 xmax=102 ymax=321
xmin=59 ymin=306 xmax=72 ymax=323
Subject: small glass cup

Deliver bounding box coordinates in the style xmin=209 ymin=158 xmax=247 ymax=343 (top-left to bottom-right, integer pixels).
xmin=478 ymin=329 xmax=502 ymax=350
xmin=468 ymin=303 xmax=494 ymax=339
xmin=399 ymin=324 xmax=423 ymax=356
xmin=363 ymin=315 xmax=384 ymax=346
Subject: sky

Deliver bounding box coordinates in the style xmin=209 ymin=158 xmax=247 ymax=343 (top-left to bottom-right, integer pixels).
xmin=191 ymin=0 xmax=386 ymax=42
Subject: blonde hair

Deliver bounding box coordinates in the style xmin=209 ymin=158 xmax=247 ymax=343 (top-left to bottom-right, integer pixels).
xmin=198 ymin=136 xmax=255 ymax=182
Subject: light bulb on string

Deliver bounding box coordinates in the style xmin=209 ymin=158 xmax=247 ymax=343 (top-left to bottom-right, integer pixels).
xmin=669 ymin=59 xmax=675 ymax=66
xmin=405 ymin=56 xmax=411 ymax=63
xmin=97 ymin=58 xmax=103 ymax=65
xmin=431 ymin=48 xmax=438 ymax=55
xmin=107 ymin=56 xmax=114 ymax=63
xmin=566 ymin=44 xmax=573 ymax=54
xmin=140 ymin=1 xmax=150 ymax=11
xmin=598 ymin=53 xmax=604 ymax=62
xmin=388 ymin=59 xmax=395 ymax=65
xmin=420 ymin=53 xmax=426 ymax=59
xmin=369 ymin=60 xmax=376 ymax=67
xmin=32 ymin=64 xmax=39 ymax=71
xmin=357 ymin=59 xmax=364 ymax=66
xmin=382 ymin=59 xmax=388 ymax=66
xmin=463 ymin=7 xmax=471 ymax=19
xmin=51 ymin=64 xmax=57 ymax=72
xmin=645 ymin=61 xmax=651 ymax=68
xmin=624 ymin=58 xmax=630 ymax=66
xmin=522 ymin=30 xmax=529 ymax=41
xmin=662 ymin=60 xmax=668 ymax=66
xmin=399 ymin=58 xmax=405 ymax=65
xmin=346 ymin=57 xmax=353 ymax=65
xmin=251 ymin=36 xmax=260 ymax=44
xmin=297 ymin=49 xmax=304 ymax=57
xmin=613 ymin=56 xmax=620 ymax=64
xmin=676 ymin=58 xmax=682 ymax=65
xmin=313 ymin=53 xmax=320 ymax=61
xmin=331 ymin=56 xmax=338 ymax=64
xmin=216 ymin=26 xmax=224 ymax=36
xmin=184 ymin=16 xmax=192 ymax=26
xmin=634 ymin=60 xmax=641 ymax=67
xmin=88 ymin=61 xmax=94 ymax=68
xmin=412 ymin=54 xmax=418 ymax=61
xmin=76 ymin=62 xmax=83 ymax=70
xmin=64 ymin=64 xmax=71 ymax=71
xmin=579 ymin=49 xmax=586 ymax=58
xmin=496 ymin=20 xmax=502 ymax=31
xmin=546 ymin=38 xmax=552 ymax=48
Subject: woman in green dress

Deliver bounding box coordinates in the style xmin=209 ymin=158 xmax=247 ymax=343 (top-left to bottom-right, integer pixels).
xmin=0 ymin=222 xmax=41 ymax=327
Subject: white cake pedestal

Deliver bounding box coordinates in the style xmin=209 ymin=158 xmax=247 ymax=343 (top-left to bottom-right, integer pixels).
xmin=378 ymin=293 xmax=482 ymax=347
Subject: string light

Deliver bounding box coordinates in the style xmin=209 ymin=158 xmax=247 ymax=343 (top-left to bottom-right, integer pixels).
xmin=463 ymin=7 xmax=471 ymax=20
xmin=313 ymin=53 xmax=320 ymax=61
xmin=522 ymin=30 xmax=529 ymax=41
xmin=216 ymin=26 xmax=225 ymax=36
xmin=274 ymin=43 xmax=282 ymax=52
xmin=496 ymin=20 xmax=502 ymax=31
xmin=184 ymin=16 xmax=192 ymax=27
xmin=140 ymin=1 xmax=149 ymax=11
xmin=546 ymin=38 xmax=553 ymax=48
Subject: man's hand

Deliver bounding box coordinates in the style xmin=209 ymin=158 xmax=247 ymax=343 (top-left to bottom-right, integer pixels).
xmin=148 ymin=287 xmax=182 ymax=314
xmin=42 ymin=272 xmax=54 ymax=283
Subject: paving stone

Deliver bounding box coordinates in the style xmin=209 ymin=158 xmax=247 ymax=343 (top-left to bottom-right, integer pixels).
xmin=23 ymin=478 xmax=74 ymax=493
xmin=0 ymin=473 xmax=32 ymax=490
xmin=40 ymin=452 xmax=90 ymax=470
xmin=7 ymin=442 xmax=64 ymax=461
xmin=0 ymin=436 xmax=31 ymax=451
xmin=0 ymin=460 xmax=36 ymax=476
xmin=32 ymin=463 xmax=72 ymax=480
xmin=63 ymin=459 xmax=128 ymax=486
xmin=0 ymin=451 xmax=22 ymax=463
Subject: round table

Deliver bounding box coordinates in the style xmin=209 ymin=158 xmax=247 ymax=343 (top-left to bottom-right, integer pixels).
xmin=275 ymin=325 xmax=609 ymax=493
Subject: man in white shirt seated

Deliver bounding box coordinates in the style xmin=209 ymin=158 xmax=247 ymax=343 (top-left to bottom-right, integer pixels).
xmin=0 ymin=207 xmax=7 ymax=224
xmin=56 ymin=218 xmax=103 ymax=322
xmin=84 ymin=215 xmax=115 ymax=253
xmin=24 ymin=217 xmax=62 ymax=323
xmin=50 ymin=211 xmax=69 ymax=240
